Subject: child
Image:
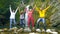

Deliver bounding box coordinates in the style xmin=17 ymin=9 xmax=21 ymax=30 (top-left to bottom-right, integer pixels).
xmin=19 ymin=11 xmax=25 ymax=29
xmin=24 ymin=5 xmax=30 ymax=30
xmin=9 ymin=5 xmax=19 ymax=29
xmin=27 ymin=6 xmax=35 ymax=31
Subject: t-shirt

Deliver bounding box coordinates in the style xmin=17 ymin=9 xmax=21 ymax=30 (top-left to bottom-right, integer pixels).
xmin=10 ymin=12 xmax=16 ymax=19
xmin=36 ymin=5 xmax=50 ymax=18
xmin=28 ymin=11 xmax=33 ymax=17
xmin=20 ymin=14 xmax=24 ymax=19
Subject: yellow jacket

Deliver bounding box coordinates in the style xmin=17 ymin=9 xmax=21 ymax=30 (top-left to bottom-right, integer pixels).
xmin=36 ymin=5 xmax=50 ymax=18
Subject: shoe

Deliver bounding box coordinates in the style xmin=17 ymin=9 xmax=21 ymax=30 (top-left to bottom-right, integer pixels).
xmin=51 ymin=32 xmax=58 ymax=34
xmin=36 ymin=29 xmax=41 ymax=32
xmin=13 ymin=27 xmax=17 ymax=29
xmin=0 ymin=29 xmax=4 ymax=32
xmin=9 ymin=28 xmax=13 ymax=31
xmin=24 ymin=28 xmax=28 ymax=32
xmin=27 ymin=27 xmax=31 ymax=32
xmin=46 ymin=29 xmax=52 ymax=33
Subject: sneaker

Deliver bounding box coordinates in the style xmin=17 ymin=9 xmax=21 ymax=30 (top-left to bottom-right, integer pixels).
xmin=51 ymin=32 xmax=58 ymax=34
xmin=27 ymin=27 xmax=31 ymax=32
xmin=13 ymin=27 xmax=17 ymax=29
xmin=24 ymin=28 xmax=27 ymax=32
xmin=14 ymin=27 xmax=17 ymax=28
xmin=46 ymin=29 xmax=52 ymax=33
xmin=9 ymin=28 xmax=13 ymax=31
xmin=0 ymin=29 xmax=4 ymax=32
xmin=36 ymin=29 xmax=41 ymax=32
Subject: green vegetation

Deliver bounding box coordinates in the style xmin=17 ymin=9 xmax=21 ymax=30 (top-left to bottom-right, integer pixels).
xmin=0 ymin=0 xmax=60 ymax=29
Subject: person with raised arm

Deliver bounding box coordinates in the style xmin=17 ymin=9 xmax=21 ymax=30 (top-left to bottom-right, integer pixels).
xmin=19 ymin=10 xmax=25 ymax=30
xmin=35 ymin=4 xmax=51 ymax=32
xmin=24 ymin=5 xmax=30 ymax=31
xmin=27 ymin=6 xmax=35 ymax=31
xmin=9 ymin=5 xmax=19 ymax=29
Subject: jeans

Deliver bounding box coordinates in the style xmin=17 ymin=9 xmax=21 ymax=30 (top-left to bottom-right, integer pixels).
xmin=10 ymin=19 xmax=16 ymax=29
xmin=20 ymin=19 xmax=25 ymax=28
xmin=36 ymin=18 xmax=46 ymax=30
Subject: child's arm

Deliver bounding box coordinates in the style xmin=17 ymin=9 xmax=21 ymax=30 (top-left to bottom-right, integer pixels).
xmin=35 ymin=5 xmax=40 ymax=12
xmin=44 ymin=5 xmax=50 ymax=11
xmin=25 ymin=5 xmax=30 ymax=12
xmin=43 ymin=2 xmax=51 ymax=11
xmin=31 ymin=5 xmax=36 ymax=12
xmin=9 ymin=5 xmax=12 ymax=13
xmin=15 ymin=7 xmax=19 ymax=14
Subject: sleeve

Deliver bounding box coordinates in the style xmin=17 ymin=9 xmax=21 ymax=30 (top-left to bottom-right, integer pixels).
xmin=36 ymin=7 xmax=40 ymax=12
xmin=9 ymin=6 xmax=12 ymax=13
xmin=44 ymin=5 xmax=50 ymax=11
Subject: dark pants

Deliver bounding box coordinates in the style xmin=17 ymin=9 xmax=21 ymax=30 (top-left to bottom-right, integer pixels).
xmin=36 ymin=18 xmax=46 ymax=30
xmin=20 ymin=19 xmax=25 ymax=28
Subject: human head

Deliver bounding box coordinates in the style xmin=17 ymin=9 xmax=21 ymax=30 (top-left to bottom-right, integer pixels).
xmin=29 ymin=6 xmax=32 ymax=11
xmin=40 ymin=8 xmax=43 ymax=10
xmin=12 ymin=10 xmax=15 ymax=12
xmin=29 ymin=9 xmax=32 ymax=11
xmin=20 ymin=10 xmax=24 ymax=14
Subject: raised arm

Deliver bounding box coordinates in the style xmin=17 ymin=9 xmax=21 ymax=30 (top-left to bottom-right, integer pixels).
xmin=25 ymin=5 xmax=30 ymax=12
xmin=44 ymin=5 xmax=50 ymax=11
xmin=35 ymin=5 xmax=40 ymax=12
xmin=31 ymin=5 xmax=36 ymax=12
xmin=9 ymin=5 xmax=12 ymax=13
xmin=15 ymin=7 xmax=19 ymax=14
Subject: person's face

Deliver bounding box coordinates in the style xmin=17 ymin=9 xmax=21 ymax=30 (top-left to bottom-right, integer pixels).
xmin=40 ymin=8 xmax=43 ymax=11
xmin=13 ymin=10 xmax=15 ymax=12
xmin=29 ymin=9 xmax=32 ymax=11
